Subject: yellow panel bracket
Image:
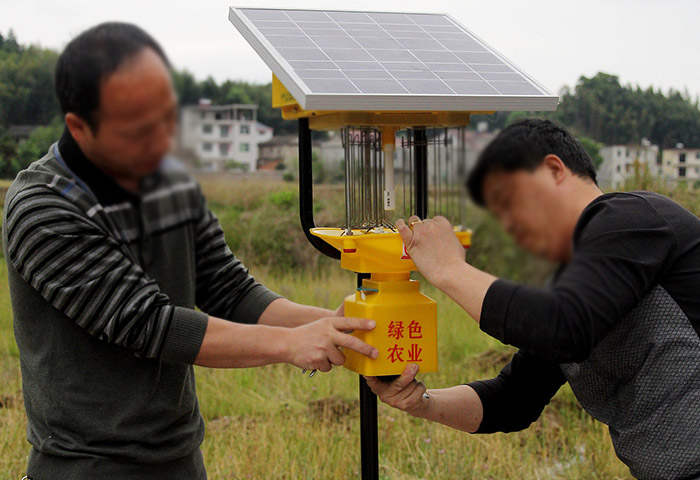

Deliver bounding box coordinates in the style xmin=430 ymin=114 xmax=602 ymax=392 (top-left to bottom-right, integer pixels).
xmin=272 ymin=74 xmax=494 ymax=130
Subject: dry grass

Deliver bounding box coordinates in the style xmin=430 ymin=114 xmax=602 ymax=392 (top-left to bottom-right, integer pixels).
xmin=0 ymin=176 xmax=635 ymax=479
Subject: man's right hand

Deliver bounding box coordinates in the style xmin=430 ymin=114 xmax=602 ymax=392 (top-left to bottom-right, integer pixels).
xmin=285 ymin=317 xmax=378 ymax=372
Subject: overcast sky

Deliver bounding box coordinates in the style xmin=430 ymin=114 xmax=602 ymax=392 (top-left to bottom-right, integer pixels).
xmin=2 ymin=0 xmax=699 ymax=101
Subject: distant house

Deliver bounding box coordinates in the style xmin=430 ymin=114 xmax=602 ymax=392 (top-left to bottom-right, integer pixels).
xmin=662 ymin=146 xmax=700 ymax=185
xmin=598 ymin=142 xmax=660 ymax=190
xmin=179 ymin=101 xmax=273 ymax=172
xmin=257 ymin=134 xmax=300 ymax=172
xmin=7 ymin=125 xmax=38 ymax=142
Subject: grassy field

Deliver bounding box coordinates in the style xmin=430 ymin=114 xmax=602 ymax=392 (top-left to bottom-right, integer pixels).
xmin=0 ymin=176 xmax=636 ymax=479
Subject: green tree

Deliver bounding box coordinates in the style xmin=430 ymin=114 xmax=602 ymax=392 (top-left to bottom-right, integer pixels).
xmin=579 ymin=136 xmax=604 ymax=170
xmin=171 ymin=69 xmax=202 ymax=106
xmin=0 ymin=30 xmax=60 ymax=126
xmin=0 ymin=117 xmax=63 ymax=179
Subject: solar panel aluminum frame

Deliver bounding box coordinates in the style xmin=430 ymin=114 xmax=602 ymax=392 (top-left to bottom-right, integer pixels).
xmin=229 ymin=6 xmax=558 ymax=113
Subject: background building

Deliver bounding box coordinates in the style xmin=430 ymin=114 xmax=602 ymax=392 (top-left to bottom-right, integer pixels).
xmin=179 ymin=101 xmax=273 ymax=172
xmin=662 ymin=145 xmax=700 ymax=185
xmin=598 ymin=140 xmax=659 ymax=190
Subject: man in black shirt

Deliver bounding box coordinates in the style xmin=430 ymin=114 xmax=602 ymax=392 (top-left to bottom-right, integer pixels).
xmin=367 ymin=119 xmax=700 ymax=480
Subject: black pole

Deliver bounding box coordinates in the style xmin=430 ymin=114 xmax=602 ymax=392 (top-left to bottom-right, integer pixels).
xmin=298 ymin=118 xmax=340 ymax=260
xmin=414 ymin=127 xmax=428 ymax=219
xmin=357 ymin=272 xmax=378 ymax=480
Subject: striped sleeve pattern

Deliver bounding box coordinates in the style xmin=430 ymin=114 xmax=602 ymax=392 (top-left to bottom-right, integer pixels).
xmin=5 ymin=184 xmax=180 ymax=359
xmin=193 ymin=206 xmax=281 ymax=324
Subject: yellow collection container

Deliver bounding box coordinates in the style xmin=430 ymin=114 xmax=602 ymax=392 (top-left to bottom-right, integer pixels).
xmin=343 ymin=272 xmax=437 ymax=376
xmin=311 ymin=227 xmax=470 ymax=376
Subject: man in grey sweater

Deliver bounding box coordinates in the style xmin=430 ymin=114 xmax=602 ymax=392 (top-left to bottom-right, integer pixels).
xmin=3 ymin=22 xmax=377 ymax=479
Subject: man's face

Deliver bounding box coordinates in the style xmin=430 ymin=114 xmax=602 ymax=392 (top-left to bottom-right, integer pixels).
xmin=78 ymin=47 xmax=177 ymax=182
xmin=482 ymin=165 xmax=567 ymax=262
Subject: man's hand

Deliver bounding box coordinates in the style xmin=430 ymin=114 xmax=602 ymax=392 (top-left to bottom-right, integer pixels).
xmin=286 ymin=317 xmax=378 ymax=372
xmin=397 ymin=215 xmax=466 ymax=288
xmin=365 ymin=364 xmax=429 ymax=417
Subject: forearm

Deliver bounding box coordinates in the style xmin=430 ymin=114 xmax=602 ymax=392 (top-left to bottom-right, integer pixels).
xmin=415 ymin=385 xmax=483 ymax=433
xmin=194 ymin=316 xmax=290 ymax=368
xmin=258 ymin=298 xmax=333 ymax=328
xmin=432 ymin=262 xmax=498 ymax=324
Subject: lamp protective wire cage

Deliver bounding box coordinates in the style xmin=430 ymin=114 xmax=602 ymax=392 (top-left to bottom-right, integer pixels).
xmin=340 ymin=126 xmax=470 ymax=235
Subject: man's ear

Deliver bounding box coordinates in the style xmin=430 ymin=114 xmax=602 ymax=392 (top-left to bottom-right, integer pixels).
xmin=65 ymin=113 xmax=93 ymax=144
xmin=543 ymin=154 xmax=567 ymax=185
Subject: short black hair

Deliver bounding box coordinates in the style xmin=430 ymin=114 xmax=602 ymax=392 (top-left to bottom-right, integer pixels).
xmin=55 ymin=22 xmax=170 ymax=130
xmin=467 ymin=118 xmax=597 ymax=206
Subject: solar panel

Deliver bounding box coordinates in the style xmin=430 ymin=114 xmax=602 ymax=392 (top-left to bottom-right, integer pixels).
xmin=229 ymin=7 xmax=558 ymax=112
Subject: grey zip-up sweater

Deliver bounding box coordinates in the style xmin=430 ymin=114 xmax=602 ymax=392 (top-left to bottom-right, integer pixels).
xmin=2 ymin=130 xmax=280 ymax=479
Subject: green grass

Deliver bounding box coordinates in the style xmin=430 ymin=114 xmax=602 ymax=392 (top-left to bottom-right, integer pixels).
xmin=0 ymin=177 xmax=635 ymax=479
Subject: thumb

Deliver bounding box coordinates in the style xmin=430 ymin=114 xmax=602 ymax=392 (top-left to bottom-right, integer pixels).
xmin=396 ymin=218 xmax=413 ymax=246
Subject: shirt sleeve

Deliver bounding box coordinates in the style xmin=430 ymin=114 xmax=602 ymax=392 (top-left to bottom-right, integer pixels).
xmin=193 ymin=201 xmax=281 ymax=324
xmin=480 ymin=194 xmax=679 ymax=363
xmin=468 ymin=349 xmax=566 ymax=433
xmin=4 ymin=185 xmax=208 ymax=364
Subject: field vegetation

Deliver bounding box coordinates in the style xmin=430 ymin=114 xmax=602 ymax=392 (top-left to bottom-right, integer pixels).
xmin=2 ymin=172 xmax=694 ymax=479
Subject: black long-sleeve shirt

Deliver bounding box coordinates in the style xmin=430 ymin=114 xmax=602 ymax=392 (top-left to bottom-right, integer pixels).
xmin=468 ymin=191 xmax=700 ymax=479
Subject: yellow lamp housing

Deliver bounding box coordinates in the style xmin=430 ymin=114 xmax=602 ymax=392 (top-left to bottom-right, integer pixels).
xmin=344 ymin=273 xmax=438 ymax=376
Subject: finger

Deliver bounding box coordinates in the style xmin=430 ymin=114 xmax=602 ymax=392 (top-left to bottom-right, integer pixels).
xmin=396 ymin=218 xmax=413 ymax=245
xmin=328 ymin=346 xmax=346 ymax=366
xmin=364 ymin=376 xmax=386 ymax=396
xmin=408 ymin=215 xmax=422 ymax=224
xmin=332 ymin=317 xmax=376 ymax=332
xmin=333 ymin=332 xmax=378 ymax=359
xmin=390 ymin=364 xmax=420 ymax=392
xmin=318 ymin=360 xmax=332 ymax=373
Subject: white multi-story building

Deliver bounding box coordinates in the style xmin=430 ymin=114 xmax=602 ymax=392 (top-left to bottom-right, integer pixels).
xmin=179 ymin=102 xmax=273 ymax=172
xmin=598 ymin=141 xmax=660 ymax=190
xmin=662 ymin=146 xmax=700 ymax=184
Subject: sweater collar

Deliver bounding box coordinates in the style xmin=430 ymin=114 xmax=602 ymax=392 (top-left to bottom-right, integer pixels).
xmin=57 ymin=127 xmax=140 ymax=206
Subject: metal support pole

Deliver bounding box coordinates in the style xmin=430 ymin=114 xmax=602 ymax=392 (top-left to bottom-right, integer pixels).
xmin=298 ymin=118 xmax=340 ymax=259
xmin=357 ymin=272 xmax=378 ymax=480
xmin=414 ymin=127 xmax=428 ymax=219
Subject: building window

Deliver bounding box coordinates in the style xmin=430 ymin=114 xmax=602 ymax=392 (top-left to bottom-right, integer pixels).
xmin=219 ymin=143 xmax=230 ymax=156
xmin=680 ymin=153 xmax=686 ymax=163
xmin=696 ymin=152 xmax=700 ymax=159
xmin=240 ymin=143 xmax=250 ymax=152
xmin=202 ymin=142 xmax=213 ymax=152
xmin=616 ymin=165 xmax=621 ymax=172
xmin=679 ymin=167 xmax=686 ymax=177
xmin=240 ymin=124 xmax=250 ymax=134
xmin=617 ymin=150 xmax=622 ymax=157
xmin=203 ymin=124 xmax=213 ymax=134
xmin=238 ymin=110 xmax=252 ymax=121
xmin=220 ymin=125 xmax=230 ymax=137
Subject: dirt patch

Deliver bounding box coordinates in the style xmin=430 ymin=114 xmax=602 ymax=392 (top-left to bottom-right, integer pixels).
xmin=307 ymin=396 xmax=357 ymax=422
